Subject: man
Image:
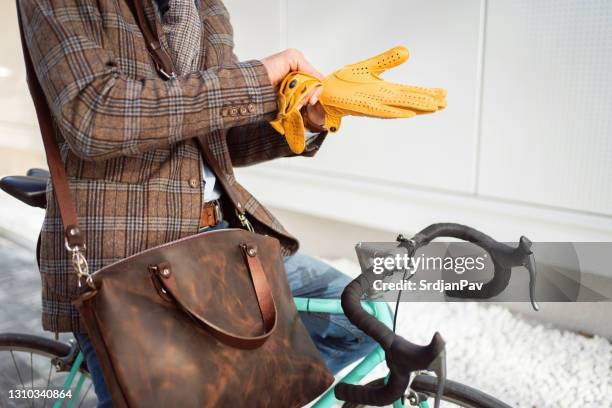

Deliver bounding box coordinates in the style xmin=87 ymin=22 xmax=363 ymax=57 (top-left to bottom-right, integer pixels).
xmin=18 ymin=0 xmax=376 ymax=405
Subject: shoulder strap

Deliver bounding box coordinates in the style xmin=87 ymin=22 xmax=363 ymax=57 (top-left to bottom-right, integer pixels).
xmin=131 ymin=0 xmax=177 ymax=78
xmin=15 ymin=0 xmax=177 ymax=248
xmin=17 ymin=0 xmax=250 ymax=248
xmin=16 ymin=0 xmax=83 ymax=248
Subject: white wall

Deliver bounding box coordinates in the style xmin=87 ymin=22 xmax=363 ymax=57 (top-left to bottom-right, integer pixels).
xmin=0 ymin=1 xmax=46 ymax=176
xmin=225 ymin=0 xmax=612 ymax=259
xmin=1 ymin=0 xmax=611 ymax=271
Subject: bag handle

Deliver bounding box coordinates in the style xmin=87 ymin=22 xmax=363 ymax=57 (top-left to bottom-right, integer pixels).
xmin=153 ymin=243 xmax=277 ymax=349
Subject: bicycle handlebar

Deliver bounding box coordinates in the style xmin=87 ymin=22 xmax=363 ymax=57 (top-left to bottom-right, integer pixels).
xmin=334 ymin=222 xmax=537 ymax=406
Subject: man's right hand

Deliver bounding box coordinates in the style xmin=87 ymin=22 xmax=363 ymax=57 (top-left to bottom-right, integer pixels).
xmin=261 ymin=49 xmax=324 ymax=106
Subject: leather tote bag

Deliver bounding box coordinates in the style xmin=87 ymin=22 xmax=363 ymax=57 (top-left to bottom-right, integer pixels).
xmin=16 ymin=1 xmax=333 ymax=406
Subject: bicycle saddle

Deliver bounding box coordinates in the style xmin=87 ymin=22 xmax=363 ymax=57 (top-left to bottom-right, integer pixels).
xmin=0 ymin=170 xmax=49 ymax=209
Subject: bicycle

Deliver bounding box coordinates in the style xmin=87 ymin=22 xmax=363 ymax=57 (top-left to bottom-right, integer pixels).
xmin=0 ymin=168 xmax=538 ymax=407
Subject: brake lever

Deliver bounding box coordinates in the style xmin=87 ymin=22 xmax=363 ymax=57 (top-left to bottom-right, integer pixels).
xmin=449 ymin=235 xmax=538 ymax=311
xmin=524 ymin=250 xmax=539 ymax=311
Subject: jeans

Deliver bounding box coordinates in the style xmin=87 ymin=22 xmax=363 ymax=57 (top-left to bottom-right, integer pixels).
xmin=75 ymin=250 xmax=377 ymax=407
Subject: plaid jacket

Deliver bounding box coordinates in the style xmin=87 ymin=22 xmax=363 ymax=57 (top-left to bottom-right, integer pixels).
xmin=18 ymin=0 xmax=325 ymax=333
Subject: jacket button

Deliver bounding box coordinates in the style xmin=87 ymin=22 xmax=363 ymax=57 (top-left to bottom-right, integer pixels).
xmin=239 ymin=106 xmax=248 ymax=115
xmin=188 ymin=178 xmax=198 ymax=188
xmin=221 ymin=108 xmax=229 ymax=116
xmin=247 ymin=103 xmax=255 ymax=113
xmin=230 ymin=107 xmax=238 ymax=116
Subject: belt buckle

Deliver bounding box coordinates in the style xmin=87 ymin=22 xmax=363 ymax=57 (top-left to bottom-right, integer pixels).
xmin=199 ymin=200 xmax=221 ymax=232
xmin=213 ymin=201 xmax=221 ymax=225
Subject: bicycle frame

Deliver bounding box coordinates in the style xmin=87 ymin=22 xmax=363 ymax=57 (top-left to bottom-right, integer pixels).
xmin=53 ymin=297 xmax=428 ymax=408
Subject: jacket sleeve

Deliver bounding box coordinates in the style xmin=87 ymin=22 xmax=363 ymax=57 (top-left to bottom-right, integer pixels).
xmin=227 ymin=121 xmax=327 ymax=167
xmin=18 ymin=0 xmax=277 ymax=162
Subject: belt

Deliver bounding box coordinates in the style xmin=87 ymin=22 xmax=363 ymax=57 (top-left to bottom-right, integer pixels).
xmin=199 ymin=200 xmax=222 ymax=231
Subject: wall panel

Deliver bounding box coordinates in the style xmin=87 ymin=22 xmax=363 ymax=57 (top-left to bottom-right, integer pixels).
xmin=478 ymin=0 xmax=612 ymax=215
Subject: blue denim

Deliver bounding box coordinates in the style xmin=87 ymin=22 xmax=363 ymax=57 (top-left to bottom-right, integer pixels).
xmin=74 ymin=243 xmax=377 ymax=406
xmin=74 ymin=333 xmax=114 ymax=408
xmin=284 ymin=253 xmax=378 ymax=373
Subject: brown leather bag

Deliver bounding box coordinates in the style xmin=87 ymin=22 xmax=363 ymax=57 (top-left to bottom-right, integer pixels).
xmin=16 ymin=1 xmax=333 ymax=406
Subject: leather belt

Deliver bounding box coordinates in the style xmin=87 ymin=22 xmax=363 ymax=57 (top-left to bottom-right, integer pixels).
xmin=199 ymin=200 xmax=222 ymax=231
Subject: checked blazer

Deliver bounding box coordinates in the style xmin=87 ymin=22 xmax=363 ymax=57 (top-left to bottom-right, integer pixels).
xmin=17 ymin=0 xmax=326 ymax=333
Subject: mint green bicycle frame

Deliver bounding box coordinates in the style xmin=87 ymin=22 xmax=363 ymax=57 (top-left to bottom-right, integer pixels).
xmin=53 ymin=297 xmax=428 ymax=408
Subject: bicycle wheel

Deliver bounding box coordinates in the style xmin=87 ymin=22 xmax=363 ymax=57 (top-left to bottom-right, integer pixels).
xmin=342 ymin=375 xmax=511 ymax=408
xmin=0 ymin=333 xmax=96 ymax=408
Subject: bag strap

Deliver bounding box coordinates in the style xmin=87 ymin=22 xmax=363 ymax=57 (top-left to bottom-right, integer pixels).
xmin=119 ymin=0 xmax=252 ymax=228
xmin=17 ymin=0 xmax=252 ymax=252
xmin=16 ymin=0 xmax=84 ymax=250
xmin=15 ymin=0 xmax=176 ymax=246
xmin=128 ymin=0 xmax=254 ymax=230
xmin=131 ymin=0 xmax=177 ymax=79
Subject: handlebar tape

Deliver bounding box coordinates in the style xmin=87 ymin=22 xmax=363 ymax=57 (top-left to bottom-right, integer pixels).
xmin=413 ymin=223 xmax=501 ymax=249
xmin=336 ymin=274 xmax=408 ymax=406
xmin=335 ymin=369 xmax=410 ymax=406
xmin=340 ymin=275 xmax=395 ymax=350
xmin=413 ymin=223 xmax=530 ymax=300
xmin=337 ymin=274 xmax=447 ymax=406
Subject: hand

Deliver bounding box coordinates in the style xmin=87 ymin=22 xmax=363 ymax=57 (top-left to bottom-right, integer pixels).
xmin=261 ymin=49 xmax=324 ymax=88
xmin=269 ymin=71 xmax=324 ymax=154
xmin=302 ymin=102 xmax=326 ymax=132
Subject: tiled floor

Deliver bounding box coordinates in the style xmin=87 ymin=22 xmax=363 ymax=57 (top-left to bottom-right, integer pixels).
xmin=0 ymin=235 xmax=43 ymax=334
xmin=0 ymin=232 xmax=96 ymax=407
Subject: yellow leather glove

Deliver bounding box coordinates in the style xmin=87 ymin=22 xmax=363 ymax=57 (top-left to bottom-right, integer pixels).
xmin=269 ymin=72 xmax=323 ymax=154
xmin=320 ymin=45 xmax=447 ymax=133
xmin=270 ymin=46 xmax=447 ymax=154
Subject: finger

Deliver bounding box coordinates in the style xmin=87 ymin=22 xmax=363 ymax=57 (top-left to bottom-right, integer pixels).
xmin=380 ymin=104 xmax=418 ymax=119
xmin=295 ymin=59 xmax=323 ymax=79
xmin=296 ymin=85 xmax=321 ymax=110
xmin=397 ymin=86 xmax=447 ymax=109
xmin=346 ymin=46 xmax=409 ymax=75
xmin=357 ymin=100 xmax=417 ymax=119
xmin=366 ymin=85 xmax=440 ymax=112
xmin=430 ymin=87 xmax=447 ymax=98
xmin=396 ymin=84 xmax=445 ymax=98
xmin=333 ymin=97 xmax=411 ymax=119
xmin=309 ymin=87 xmax=323 ymax=105
xmin=290 ymin=50 xmax=325 ymax=79
xmin=391 ymin=93 xmax=440 ymax=112
xmin=306 ymin=103 xmax=326 ymax=126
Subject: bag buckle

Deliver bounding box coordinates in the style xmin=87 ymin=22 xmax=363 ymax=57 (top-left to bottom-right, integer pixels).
xmin=157 ymin=63 xmax=176 ymax=80
xmin=65 ymin=240 xmax=93 ymax=288
xmin=237 ymin=211 xmax=254 ymax=233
